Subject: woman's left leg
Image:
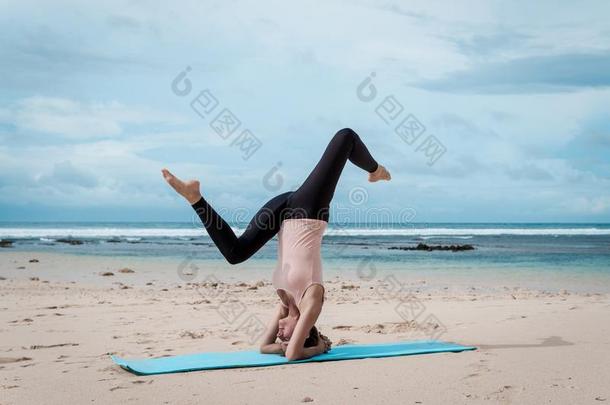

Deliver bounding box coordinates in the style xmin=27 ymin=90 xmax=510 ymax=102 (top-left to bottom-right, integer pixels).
xmin=287 ymin=128 xmax=380 ymax=221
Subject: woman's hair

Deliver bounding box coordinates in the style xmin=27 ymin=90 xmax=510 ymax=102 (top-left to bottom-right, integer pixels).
xmin=303 ymin=326 xmax=319 ymax=348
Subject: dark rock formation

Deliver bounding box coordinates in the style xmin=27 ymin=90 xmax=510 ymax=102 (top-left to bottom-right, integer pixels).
xmin=0 ymin=239 xmax=13 ymax=248
xmin=56 ymin=239 xmax=84 ymax=245
xmin=389 ymin=243 xmax=474 ymax=252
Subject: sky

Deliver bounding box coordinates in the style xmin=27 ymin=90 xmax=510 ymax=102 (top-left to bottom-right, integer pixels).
xmin=1 ymin=0 xmax=609 ymax=223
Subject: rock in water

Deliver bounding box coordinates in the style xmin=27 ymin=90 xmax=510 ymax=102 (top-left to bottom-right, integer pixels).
xmin=57 ymin=239 xmax=84 ymax=245
xmin=388 ymin=243 xmax=474 ymax=252
xmin=0 ymin=239 xmax=13 ymax=248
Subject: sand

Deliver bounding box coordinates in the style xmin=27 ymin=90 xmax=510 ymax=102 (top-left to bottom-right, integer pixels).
xmin=1 ymin=251 xmax=609 ymax=404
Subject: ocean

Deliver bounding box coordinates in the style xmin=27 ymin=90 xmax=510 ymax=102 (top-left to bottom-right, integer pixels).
xmin=1 ymin=222 xmax=609 ymax=271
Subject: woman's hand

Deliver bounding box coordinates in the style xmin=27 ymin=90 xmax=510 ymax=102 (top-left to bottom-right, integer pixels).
xmin=259 ymin=303 xmax=288 ymax=354
xmin=310 ymin=330 xmax=332 ymax=356
xmin=280 ymin=341 xmax=289 ymax=354
xmin=318 ymin=331 xmax=332 ymax=353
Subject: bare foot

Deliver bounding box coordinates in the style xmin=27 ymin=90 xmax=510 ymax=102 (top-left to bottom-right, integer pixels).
xmin=368 ymin=164 xmax=391 ymax=182
xmin=161 ymin=168 xmax=202 ymax=204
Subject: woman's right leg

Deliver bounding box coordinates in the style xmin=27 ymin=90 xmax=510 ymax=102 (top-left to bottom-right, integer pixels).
xmin=191 ymin=191 xmax=292 ymax=264
xmin=162 ymin=168 xmax=291 ymax=265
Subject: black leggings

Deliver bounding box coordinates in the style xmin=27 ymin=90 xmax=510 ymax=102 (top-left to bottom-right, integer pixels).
xmin=192 ymin=128 xmax=379 ymax=264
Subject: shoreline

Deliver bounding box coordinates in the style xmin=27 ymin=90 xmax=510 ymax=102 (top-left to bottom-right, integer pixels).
xmin=1 ymin=250 xmax=609 ymax=294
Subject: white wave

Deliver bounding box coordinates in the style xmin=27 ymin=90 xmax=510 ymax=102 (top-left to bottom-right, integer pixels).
xmin=325 ymin=228 xmax=610 ymax=236
xmin=419 ymin=235 xmax=474 ymax=240
xmin=0 ymin=227 xmax=236 ymax=239
xmin=1 ymin=226 xmax=610 ymax=238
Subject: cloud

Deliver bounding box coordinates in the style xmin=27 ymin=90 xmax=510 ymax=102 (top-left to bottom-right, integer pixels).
xmin=376 ymin=4 xmax=433 ymax=22
xmin=575 ymin=113 xmax=610 ymax=149
xmin=0 ymin=24 xmax=148 ymax=93
xmin=105 ymin=14 xmax=161 ymax=37
xmin=6 ymin=96 xmax=184 ymax=139
xmin=505 ymin=163 xmax=554 ymax=181
xmin=414 ymin=52 xmax=610 ymax=93
xmin=561 ymin=196 xmax=610 ymax=215
xmin=431 ymin=113 xmax=500 ymax=139
xmin=38 ymin=160 xmax=99 ymax=188
xmin=446 ymin=30 xmax=533 ymax=58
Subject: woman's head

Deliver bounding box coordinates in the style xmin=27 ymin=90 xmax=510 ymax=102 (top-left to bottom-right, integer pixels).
xmin=276 ymin=315 xmax=298 ymax=341
xmin=277 ymin=315 xmax=318 ymax=347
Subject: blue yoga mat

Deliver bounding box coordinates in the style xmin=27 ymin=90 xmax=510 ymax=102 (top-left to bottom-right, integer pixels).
xmin=112 ymin=340 xmax=475 ymax=375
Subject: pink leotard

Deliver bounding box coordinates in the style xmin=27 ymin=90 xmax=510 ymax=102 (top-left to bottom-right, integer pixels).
xmin=272 ymin=218 xmax=327 ymax=307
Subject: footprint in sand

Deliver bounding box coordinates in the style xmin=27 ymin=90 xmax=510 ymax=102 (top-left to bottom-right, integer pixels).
xmin=332 ymin=325 xmax=353 ymax=330
xmin=118 ymin=268 xmax=135 ymax=274
xmin=0 ymin=357 xmax=32 ymax=364
xmin=180 ymin=330 xmax=210 ymax=339
xmin=29 ymin=343 xmax=79 ymax=350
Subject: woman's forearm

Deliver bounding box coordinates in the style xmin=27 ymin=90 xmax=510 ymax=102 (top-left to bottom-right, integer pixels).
xmin=259 ymin=304 xmax=287 ymax=350
xmin=287 ymin=343 xmax=325 ymax=361
xmin=260 ymin=343 xmax=284 ymax=354
xmin=301 ymin=345 xmax=325 ymax=359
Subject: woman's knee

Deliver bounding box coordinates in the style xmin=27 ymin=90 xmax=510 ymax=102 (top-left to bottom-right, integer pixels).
xmin=333 ymin=128 xmax=357 ymax=148
xmin=225 ymin=254 xmax=243 ymax=265
xmin=225 ymin=248 xmax=247 ymax=265
xmin=335 ymin=127 xmax=356 ymax=140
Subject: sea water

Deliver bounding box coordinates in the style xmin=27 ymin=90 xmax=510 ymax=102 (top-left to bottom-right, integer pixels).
xmin=1 ymin=222 xmax=609 ymax=292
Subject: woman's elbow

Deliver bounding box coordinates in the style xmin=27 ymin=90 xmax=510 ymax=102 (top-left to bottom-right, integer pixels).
xmin=285 ymin=348 xmax=302 ymax=362
xmin=285 ymin=353 xmax=300 ymax=362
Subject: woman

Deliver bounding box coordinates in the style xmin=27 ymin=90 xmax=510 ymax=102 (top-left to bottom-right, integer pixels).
xmin=162 ymin=128 xmax=391 ymax=360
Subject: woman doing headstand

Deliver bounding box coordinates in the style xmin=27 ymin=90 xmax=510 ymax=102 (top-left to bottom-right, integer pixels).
xmin=162 ymin=128 xmax=391 ymax=360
